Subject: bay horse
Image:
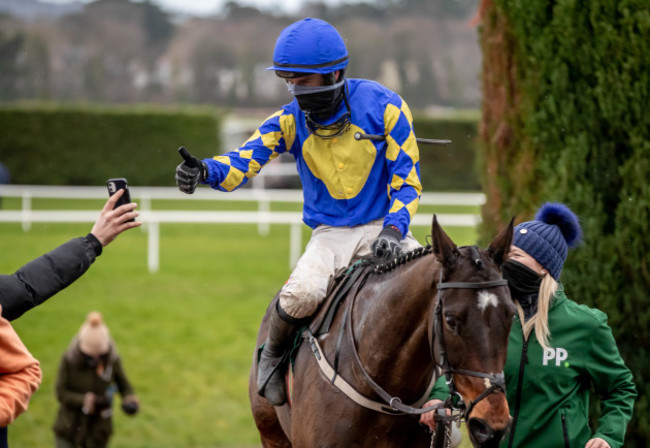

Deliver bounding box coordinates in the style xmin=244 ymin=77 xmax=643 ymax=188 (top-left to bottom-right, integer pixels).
xmin=249 ymin=215 xmax=515 ymax=447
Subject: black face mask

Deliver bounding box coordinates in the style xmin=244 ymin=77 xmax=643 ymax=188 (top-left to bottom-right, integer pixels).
xmin=502 ymin=259 xmax=542 ymax=300
xmin=295 ymin=83 xmax=345 ymax=121
xmin=287 ymin=79 xmax=350 ymax=137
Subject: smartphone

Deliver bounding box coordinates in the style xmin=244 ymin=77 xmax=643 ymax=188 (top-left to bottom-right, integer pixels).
xmin=106 ymin=178 xmax=135 ymax=221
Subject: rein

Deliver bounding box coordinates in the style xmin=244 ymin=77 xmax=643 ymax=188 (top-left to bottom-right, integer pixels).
xmin=344 ymin=281 xmax=441 ymax=415
xmin=434 ymin=273 xmax=508 ymax=420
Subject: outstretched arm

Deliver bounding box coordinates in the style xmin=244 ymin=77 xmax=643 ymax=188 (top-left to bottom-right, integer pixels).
xmin=0 ymin=191 xmax=141 ymax=320
xmin=202 ymin=110 xmax=293 ymax=193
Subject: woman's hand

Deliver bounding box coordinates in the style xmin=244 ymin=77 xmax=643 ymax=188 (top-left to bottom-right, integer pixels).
xmin=91 ymin=189 xmax=141 ymax=247
xmin=419 ymin=399 xmax=446 ymax=431
xmin=82 ymin=392 xmax=97 ymax=415
xmin=585 ymin=438 xmax=610 ymax=448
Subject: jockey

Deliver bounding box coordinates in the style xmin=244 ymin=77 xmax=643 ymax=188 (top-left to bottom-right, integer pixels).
xmin=175 ymin=17 xmax=423 ymax=406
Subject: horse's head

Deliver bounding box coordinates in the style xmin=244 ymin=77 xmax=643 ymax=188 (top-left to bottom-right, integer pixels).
xmin=431 ymin=215 xmax=515 ymax=448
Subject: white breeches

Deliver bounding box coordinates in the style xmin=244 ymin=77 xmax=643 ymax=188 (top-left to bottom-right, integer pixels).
xmin=278 ymin=219 xmax=421 ymax=319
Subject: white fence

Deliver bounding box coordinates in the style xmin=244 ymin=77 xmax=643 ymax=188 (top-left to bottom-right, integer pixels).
xmin=0 ymin=185 xmax=484 ymax=273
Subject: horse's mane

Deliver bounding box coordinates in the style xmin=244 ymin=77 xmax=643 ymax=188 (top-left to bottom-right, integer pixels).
xmin=371 ymin=244 xmax=492 ymax=276
xmin=371 ymin=245 xmax=433 ymax=275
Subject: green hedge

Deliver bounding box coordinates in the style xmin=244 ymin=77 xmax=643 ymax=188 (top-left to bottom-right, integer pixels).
xmin=414 ymin=113 xmax=481 ymax=191
xmin=0 ymin=105 xmax=480 ymax=192
xmin=478 ymin=1 xmax=649 ymax=445
xmin=0 ymin=104 xmax=222 ymax=186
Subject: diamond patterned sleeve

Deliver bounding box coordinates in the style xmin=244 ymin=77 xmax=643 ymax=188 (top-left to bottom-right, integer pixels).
xmin=382 ymin=96 xmax=422 ymax=237
xmin=203 ymin=110 xmax=296 ymax=192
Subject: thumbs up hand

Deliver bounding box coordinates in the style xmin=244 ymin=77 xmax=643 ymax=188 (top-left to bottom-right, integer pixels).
xmin=175 ymin=147 xmax=207 ymax=194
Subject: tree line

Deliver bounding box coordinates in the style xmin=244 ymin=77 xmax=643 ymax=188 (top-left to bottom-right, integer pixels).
xmin=0 ymin=0 xmax=481 ymax=109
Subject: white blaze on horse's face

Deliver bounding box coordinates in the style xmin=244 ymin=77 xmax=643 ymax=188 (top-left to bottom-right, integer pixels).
xmin=477 ymin=290 xmax=499 ymax=313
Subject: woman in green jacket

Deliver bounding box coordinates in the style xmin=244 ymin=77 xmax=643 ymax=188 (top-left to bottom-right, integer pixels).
xmin=53 ymin=312 xmax=139 ymax=448
xmin=421 ymin=203 xmax=636 ymax=448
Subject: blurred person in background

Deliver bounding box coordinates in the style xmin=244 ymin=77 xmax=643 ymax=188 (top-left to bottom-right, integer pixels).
xmin=0 ymin=161 xmax=10 ymax=209
xmin=0 ymin=189 xmax=140 ymax=321
xmin=175 ymin=17 xmax=423 ymax=406
xmin=0 ymin=306 xmax=41 ymax=448
xmin=53 ymin=311 xmax=139 ymax=448
xmin=420 ymin=203 xmax=636 ymax=448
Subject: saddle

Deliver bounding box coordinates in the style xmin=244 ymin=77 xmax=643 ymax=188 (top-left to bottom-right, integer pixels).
xmin=309 ymin=259 xmax=374 ymax=337
xmin=283 ymin=258 xmax=373 ymax=367
xmin=260 ymin=259 xmax=374 ymax=369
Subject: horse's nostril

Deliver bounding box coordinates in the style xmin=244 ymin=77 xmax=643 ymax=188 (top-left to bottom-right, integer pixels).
xmin=467 ymin=417 xmax=512 ymax=448
xmin=468 ymin=418 xmax=496 ymax=446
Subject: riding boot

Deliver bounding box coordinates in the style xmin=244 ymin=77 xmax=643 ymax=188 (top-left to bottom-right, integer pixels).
xmin=257 ymin=302 xmax=299 ymax=406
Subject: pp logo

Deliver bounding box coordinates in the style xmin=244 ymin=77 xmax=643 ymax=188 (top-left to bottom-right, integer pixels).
xmin=543 ymin=347 xmax=568 ymax=366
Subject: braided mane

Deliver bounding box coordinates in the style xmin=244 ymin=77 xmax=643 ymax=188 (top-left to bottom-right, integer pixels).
xmin=372 ymin=245 xmax=433 ymax=275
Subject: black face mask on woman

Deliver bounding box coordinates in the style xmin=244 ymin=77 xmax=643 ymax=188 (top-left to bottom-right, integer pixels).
xmin=501 ymin=259 xmax=543 ymax=300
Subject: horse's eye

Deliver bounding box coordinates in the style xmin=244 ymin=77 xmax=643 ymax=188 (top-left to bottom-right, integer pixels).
xmin=444 ymin=314 xmax=459 ymax=331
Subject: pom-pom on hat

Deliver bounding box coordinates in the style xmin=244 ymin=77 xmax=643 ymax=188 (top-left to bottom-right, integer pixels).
xmin=78 ymin=311 xmax=111 ymax=357
xmin=513 ymin=203 xmax=582 ymax=280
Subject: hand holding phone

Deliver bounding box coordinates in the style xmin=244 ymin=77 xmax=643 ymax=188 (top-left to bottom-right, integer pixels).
xmin=106 ymin=178 xmax=135 ymax=222
xmin=91 ymin=179 xmax=140 ymax=246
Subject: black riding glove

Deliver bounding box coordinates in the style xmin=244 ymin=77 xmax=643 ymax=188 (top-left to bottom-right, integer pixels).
xmin=372 ymin=225 xmax=403 ymax=260
xmin=176 ymin=146 xmax=208 ymax=194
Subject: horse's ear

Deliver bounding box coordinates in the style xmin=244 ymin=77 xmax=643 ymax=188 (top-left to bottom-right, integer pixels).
xmin=487 ymin=217 xmax=515 ymax=265
xmin=431 ymin=214 xmax=459 ymax=265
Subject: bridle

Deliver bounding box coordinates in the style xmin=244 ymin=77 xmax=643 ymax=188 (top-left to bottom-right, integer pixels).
xmin=433 ymin=269 xmax=509 ymax=420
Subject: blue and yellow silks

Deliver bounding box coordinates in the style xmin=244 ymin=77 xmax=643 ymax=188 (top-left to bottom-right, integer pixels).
xmin=202 ymin=78 xmax=422 ymax=238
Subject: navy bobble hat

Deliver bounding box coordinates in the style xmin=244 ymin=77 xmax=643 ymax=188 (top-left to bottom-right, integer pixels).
xmin=513 ymin=203 xmax=582 ymax=280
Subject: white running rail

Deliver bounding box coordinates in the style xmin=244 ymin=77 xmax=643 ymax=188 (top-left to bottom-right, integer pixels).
xmin=0 ymin=185 xmax=484 ymax=272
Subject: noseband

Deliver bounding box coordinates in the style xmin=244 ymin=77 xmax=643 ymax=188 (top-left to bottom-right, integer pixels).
xmin=434 ymin=273 xmax=508 ymax=420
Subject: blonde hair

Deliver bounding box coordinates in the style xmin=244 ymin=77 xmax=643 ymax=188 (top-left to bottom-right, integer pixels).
xmin=515 ymin=274 xmax=558 ymax=351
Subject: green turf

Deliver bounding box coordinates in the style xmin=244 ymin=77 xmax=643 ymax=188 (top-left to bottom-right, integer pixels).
xmin=1 ymin=198 xmax=479 ymax=447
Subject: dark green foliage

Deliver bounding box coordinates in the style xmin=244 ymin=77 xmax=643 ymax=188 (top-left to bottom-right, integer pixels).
xmin=0 ymin=105 xmax=221 ymax=186
xmin=478 ymin=0 xmax=649 ymax=444
xmin=414 ymin=114 xmax=481 ymax=191
xmin=0 ymin=105 xmax=479 ymax=192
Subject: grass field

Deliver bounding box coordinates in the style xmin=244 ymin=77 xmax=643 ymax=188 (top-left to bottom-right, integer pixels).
xmin=1 ymin=196 xmax=479 ymax=447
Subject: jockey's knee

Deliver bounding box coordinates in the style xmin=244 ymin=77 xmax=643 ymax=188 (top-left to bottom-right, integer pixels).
xmin=279 ymin=289 xmax=323 ymax=320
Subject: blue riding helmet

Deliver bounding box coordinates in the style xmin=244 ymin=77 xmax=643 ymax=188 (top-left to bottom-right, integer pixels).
xmin=267 ymin=18 xmax=349 ymax=77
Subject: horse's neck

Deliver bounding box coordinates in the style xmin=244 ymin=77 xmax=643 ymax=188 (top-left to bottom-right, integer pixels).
xmin=352 ymin=256 xmax=438 ymax=394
